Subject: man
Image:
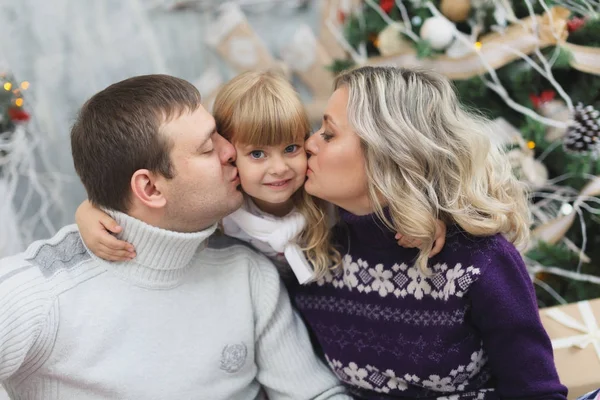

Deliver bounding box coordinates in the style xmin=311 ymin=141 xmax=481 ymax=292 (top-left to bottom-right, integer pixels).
xmin=0 ymin=75 xmax=349 ymax=399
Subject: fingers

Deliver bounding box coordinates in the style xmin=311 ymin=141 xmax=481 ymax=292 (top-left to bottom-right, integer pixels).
xmin=396 ymin=228 xmax=446 ymax=257
xmin=100 ymin=233 xmax=135 ymax=253
xmin=96 ymin=251 xmax=133 ymax=262
xmin=430 ymin=235 xmax=445 ymax=258
xmin=98 ymin=242 xmax=135 ymax=261
xmin=402 ymin=238 xmax=422 ymax=248
xmin=430 ymin=220 xmax=447 ymax=257
xmin=99 ymin=215 xmax=122 ymax=234
xmin=395 ymin=234 xmax=421 ymax=248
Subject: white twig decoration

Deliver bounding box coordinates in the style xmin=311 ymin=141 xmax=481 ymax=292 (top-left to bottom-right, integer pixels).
xmin=425 ymin=1 xmax=569 ymax=128
xmin=325 ymin=19 xmax=366 ymax=63
xmin=534 ymin=277 xmax=568 ymax=305
xmin=0 ymin=121 xmax=67 ymax=257
xmin=529 ymin=260 xmax=600 ymax=285
xmin=365 ymin=0 xmax=420 ymax=42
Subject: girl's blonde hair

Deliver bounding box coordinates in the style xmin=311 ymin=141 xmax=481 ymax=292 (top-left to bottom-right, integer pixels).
xmin=213 ymin=69 xmax=341 ymax=279
xmin=335 ymin=66 xmax=531 ymax=272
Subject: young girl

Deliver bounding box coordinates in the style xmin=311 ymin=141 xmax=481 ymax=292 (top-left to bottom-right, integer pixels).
xmin=76 ymin=70 xmax=446 ymax=288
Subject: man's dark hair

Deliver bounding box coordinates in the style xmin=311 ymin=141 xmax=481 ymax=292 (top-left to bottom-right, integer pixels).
xmin=71 ymin=74 xmax=201 ymax=212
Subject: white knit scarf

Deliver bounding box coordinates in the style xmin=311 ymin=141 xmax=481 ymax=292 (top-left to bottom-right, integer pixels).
xmin=225 ymin=206 xmax=315 ymax=284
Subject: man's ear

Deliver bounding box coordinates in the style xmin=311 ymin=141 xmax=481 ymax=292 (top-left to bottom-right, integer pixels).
xmin=130 ymin=169 xmax=167 ymax=209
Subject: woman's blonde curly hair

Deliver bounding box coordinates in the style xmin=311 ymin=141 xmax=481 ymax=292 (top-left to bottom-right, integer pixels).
xmin=335 ymin=66 xmax=531 ymax=272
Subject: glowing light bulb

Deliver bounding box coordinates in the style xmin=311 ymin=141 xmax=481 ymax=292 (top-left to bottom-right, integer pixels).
xmin=560 ymin=203 xmax=574 ymax=215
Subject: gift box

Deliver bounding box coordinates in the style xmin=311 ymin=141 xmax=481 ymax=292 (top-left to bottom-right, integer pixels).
xmin=540 ymin=298 xmax=600 ymax=399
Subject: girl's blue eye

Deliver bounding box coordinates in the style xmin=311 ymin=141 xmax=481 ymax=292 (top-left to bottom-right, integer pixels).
xmin=284 ymin=144 xmax=299 ymax=153
xmin=249 ymin=150 xmax=265 ymax=159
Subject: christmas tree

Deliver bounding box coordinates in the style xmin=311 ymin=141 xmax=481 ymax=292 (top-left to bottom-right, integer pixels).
xmin=0 ymin=71 xmax=31 ymax=258
xmin=0 ymin=72 xmax=30 ymax=175
xmin=325 ymin=0 xmax=600 ymax=307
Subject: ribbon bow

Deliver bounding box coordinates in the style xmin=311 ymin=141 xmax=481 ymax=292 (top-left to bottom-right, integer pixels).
xmin=545 ymin=301 xmax=600 ymax=361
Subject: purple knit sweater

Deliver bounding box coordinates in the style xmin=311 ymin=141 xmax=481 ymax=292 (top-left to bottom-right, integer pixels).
xmin=294 ymin=209 xmax=568 ymax=400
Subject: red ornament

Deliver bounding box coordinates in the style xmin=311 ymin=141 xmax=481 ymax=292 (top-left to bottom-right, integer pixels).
xmin=8 ymin=107 xmax=30 ymax=122
xmin=380 ymin=0 xmax=394 ymax=13
xmin=529 ymin=90 xmax=556 ymax=109
xmin=567 ymin=17 xmax=586 ymax=33
xmin=337 ymin=9 xmax=346 ymax=24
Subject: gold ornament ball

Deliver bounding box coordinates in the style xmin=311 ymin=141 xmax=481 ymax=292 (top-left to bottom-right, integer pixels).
xmin=440 ymin=0 xmax=471 ymax=23
xmin=377 ymin=23 xmax=412 ymax=57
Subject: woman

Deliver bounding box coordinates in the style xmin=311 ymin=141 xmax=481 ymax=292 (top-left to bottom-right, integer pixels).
xmin=295 ymin=66 xmax=567 ymax=399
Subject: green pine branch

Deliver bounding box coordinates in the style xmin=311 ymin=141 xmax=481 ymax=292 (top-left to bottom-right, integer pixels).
xmin=568 ymin=17 xmax=600 ymax=47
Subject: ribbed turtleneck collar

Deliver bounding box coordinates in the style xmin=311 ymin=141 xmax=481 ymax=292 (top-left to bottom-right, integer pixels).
xmin=93 ymin=211 xmax=217 ymax=289
xmin=338 ymin=207 xmax=400 ymax=248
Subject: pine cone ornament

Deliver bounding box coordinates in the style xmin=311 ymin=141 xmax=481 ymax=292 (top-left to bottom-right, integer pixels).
xmin=563 ymin=102 xmax=600 ymax=156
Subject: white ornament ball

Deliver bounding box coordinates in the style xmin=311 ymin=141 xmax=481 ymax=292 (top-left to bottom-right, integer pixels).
xmin=419 ymin=16 xmax=456 ymax=50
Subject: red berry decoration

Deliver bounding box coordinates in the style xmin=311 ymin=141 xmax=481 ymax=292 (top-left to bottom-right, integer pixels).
xmin=380 ymin=0 xmax=394 ymax=13
xmin=8 ymin=107 xmax=30 ymax=122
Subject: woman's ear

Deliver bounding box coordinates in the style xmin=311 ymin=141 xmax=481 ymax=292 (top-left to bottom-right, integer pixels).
xmin=130 ymin=169 xmax=167 ymax=209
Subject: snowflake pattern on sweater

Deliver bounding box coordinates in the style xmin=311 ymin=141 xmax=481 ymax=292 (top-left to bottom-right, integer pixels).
xmin=294 ymin=212 xmax=567 ymax=399
xmin=298 ymin=254 xmax=493 ymax=398
xmin=325 ymin=350 xmax=487 ymax=394
xmin=317 ymin=255 xmax=481 ymax=301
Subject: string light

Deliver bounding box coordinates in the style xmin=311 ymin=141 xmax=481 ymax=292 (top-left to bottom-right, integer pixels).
xmin=560 ymin=203 xmax=574 ymax=215
xmin=527 ymin=141 xmax=536 ymax=149
xmin=474 ymin=41 xmax=482 ymax=50
xmin=15 ymin=98 xmax=24 ymax=107
xmin=20 ymin=81 xmax=30 ymax=90
xmin=3 ymin=82 xmax=12 ymax=91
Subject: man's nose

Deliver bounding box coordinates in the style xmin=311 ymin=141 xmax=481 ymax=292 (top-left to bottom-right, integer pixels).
xmin=215 ymin=133 xmax=236 ymax=163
